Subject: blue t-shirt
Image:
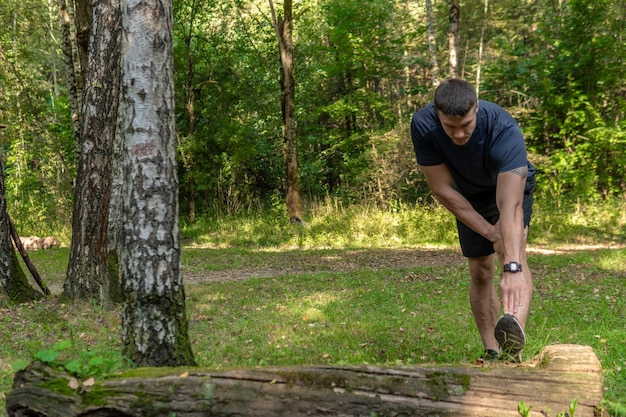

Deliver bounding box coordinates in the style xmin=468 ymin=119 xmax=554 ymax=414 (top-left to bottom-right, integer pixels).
xmin=410 ymin=100 xmax=535 ymax=199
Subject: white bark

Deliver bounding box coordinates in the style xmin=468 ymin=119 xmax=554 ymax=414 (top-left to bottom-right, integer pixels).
xmin=448 ymin=0 xmax=460 ymax=78
xmin=476 ymin=0 xmax=489 ymax=97
xmin=425 ymin=0 xmax=440 ymax=86
xmin=120 ymin=0 xmax=195 ymax=367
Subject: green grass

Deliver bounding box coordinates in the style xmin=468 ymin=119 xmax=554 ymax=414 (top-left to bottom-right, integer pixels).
xmin=1 ymin=197 xmax=625 ymax=416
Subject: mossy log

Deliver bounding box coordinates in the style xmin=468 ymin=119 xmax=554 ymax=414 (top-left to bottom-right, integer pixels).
xmin=6 ymin=344 xmax=602 ymax=417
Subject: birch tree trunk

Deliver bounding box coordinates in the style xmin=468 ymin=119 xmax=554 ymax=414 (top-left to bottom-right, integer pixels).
xmin=425 ymin=0 xmax=440 ymax=86
xmin=448 ymin=0 xmax=460 ymax=78
xmin=475 ymin=0 xmax=489 ymax=97
xmin=120 ymin=0 xmax=196 ymax=367
xmin=269 ymin=0 xmax=303 ymax=224
xmin=64 ymin=0 xmax=122 ymax=304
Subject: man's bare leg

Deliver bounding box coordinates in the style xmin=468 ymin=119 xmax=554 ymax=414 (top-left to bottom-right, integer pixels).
xmin=468 ymin=254 xmax=500 ymax=352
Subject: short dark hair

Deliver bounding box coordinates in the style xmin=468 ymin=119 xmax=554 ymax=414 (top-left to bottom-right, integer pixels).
xmin=434 ymin=78 xmax=477 ymax=116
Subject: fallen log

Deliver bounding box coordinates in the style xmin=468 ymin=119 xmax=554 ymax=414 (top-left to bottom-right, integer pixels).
xmin=6 ymin=344 xmax=603 ymax=417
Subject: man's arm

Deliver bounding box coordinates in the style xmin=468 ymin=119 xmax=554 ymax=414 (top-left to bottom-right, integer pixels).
xmin=495 ymin=167 xmax=528 ymax=314
xmin=420 ymin=164 xmax=499 ymax=242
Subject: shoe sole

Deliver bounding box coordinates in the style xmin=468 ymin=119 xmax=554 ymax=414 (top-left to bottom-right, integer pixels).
xmin=494 ymin=314 xmax=525 ymax=361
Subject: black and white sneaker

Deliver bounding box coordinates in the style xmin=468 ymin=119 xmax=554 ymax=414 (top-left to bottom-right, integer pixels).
xmin=494 ymin=314 xmax=526 ymax=362
xmin=481 ymin=349 xmax=499 ymax=362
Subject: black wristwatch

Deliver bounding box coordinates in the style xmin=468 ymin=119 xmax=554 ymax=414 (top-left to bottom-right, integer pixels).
xmin=503 ymin=262 xmax=523 ymax=273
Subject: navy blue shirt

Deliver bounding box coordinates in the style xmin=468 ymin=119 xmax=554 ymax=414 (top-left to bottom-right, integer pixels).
xmin=411 ymin=100 xmax=535 ymax=199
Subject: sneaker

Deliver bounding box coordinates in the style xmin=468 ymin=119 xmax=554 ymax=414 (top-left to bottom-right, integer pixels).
xmin=481 ymin=349 xmax=499 ymax=361
xmin=494 ymin=314 xmax=525 ymax=362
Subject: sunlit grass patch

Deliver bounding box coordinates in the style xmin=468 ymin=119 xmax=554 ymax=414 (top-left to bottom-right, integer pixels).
xmin=186 ymin=267 xmax=480 ymax=369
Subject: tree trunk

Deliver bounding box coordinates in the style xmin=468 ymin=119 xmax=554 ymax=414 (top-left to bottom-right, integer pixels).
xmin=475 ymin=0 xmax=489 ymax=97
xmin=120 ymin=0 xmax=195 ymax=367
xmin=448 ymin=0 xmax=461 ymax=78
xmin=106 ymin=98 xmax=125 ymax=305
xmin=6 ymin=345 xmax=603 ymax=417
xmin=270 ymin=0 xmax=303 ymax=224
xmin=64 ymin=0 xmax=122 ymax=304
xmin=425 ymin=0 xmax=440 ymax=86
xmin=180 ymin=0 xmax=199 ymax=223
xmin=0 ymin=157 xmax=42 ymax=303
xmin=56 ymin=0 xmax=92 ymax=148
xmin=8 ymin=215 xmax=49 ymax=295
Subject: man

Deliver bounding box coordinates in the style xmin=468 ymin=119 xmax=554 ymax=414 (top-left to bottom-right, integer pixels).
xmin=410 ymin=78 xmax=535 ymax=361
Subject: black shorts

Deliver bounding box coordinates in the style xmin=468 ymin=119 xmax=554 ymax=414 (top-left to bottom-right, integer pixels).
xmin=457 ymin=176 xmax=535 ymax=258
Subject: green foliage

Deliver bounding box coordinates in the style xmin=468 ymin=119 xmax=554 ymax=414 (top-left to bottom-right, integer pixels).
xmin=542 ymin=124 xmax=626 ymax=200
xmin=0 ymin=0 xmax=74 ymax=237
xmin=603 ymin=401 xmax=626 ymax=417
xmin=2 ymin=0 xmax=625 ymax=229
xmin=181 ymin=198 xmax=457 ymax=249
xmin=13 ymin=339 xmax=126 ymax=379
xmin=483 ymin=0 xmax=625 ymax=200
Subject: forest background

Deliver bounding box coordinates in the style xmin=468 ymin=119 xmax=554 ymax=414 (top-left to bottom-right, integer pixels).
xmin=0 ymin=0 xmax=624 ymax=235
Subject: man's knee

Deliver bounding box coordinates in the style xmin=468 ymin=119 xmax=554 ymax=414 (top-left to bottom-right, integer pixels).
xmin=468 ymin=256 xmax=495 ymax=285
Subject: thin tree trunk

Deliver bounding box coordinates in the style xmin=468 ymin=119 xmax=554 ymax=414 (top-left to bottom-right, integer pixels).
xmin=425 ymin=0 xmax=440 ymax=86
xmin=8 ymin=214 xmax=49 ymax=295
xmin=448 ymin=0 xmax=460 ymax=78
xmin=180 ymin=0 xmax=199 ymax=223
xmin=56 ymin=0 xmax=91 ymax=149
xmin=475 ymin=0 xmax=489 ymax=96
xmin=106 ymin=86 xmax=125 ymax=304
xmin=269 ymin=0 xmax=303 ymax=224
xmin=64 ymin=0 xmax=122 ymax=304
xmin=0 ymin=154 xmax=42 ymax=303
xmin=120 ymin=0 xmax=195 ymax=367
xmin=57 ymin=0 xmax=81 ymax=142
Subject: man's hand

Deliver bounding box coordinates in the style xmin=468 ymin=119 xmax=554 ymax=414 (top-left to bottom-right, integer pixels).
xmin=488 ymin=221 xmax=502 ymax=245
xmin=492 ymin=221 xmax=527 ymax=316
xmin=500 ymin=272 xmax=526 ymax=315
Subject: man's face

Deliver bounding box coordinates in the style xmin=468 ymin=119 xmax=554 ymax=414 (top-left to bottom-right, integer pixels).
xmin=437 ymin=103 xmax=478 ymax=146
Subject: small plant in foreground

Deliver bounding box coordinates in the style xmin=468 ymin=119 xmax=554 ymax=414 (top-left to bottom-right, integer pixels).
xmin=518 ymin=401 xmax=532 ymax=417
xmin=518 ymin=399 xmax=577 ymax=417
xmin=12 ymin=340 xmax=127 ymax=379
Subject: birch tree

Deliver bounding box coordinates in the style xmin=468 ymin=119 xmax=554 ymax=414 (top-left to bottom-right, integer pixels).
xmin=425 ymin=0 xmax=440 ymax=86
xmin=120 ymin=0 xmax=195 ymax=367
xmin=475 ymin=0 xmax=488 ymax=96
xmin=448 ymin=0 xmax=460 ymax=78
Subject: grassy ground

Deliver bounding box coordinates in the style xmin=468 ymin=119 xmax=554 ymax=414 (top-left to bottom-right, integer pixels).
xmin=1 ymin=198 xmax=625 ymax=416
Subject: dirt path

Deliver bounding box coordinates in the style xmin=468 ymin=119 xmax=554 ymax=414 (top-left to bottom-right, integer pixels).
xmin=181 ymin=243 xmax=626 ymax=284
xmin=28 ymin=243 xmax=625 ymax=293
xmin=182 ymin=247 xmax=466 ymax=284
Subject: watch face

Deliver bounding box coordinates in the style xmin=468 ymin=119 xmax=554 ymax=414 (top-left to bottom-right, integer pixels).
xmin=505 ymin=262 xmax=522 ymax=272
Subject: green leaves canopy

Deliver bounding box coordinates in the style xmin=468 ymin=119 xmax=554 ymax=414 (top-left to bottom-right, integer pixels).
xmin=1 ymin=0 xmax=624 ymax=228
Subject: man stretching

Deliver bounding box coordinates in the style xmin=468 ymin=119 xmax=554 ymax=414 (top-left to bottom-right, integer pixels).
xmin=410 ymin=78 xmax=535 ymax=361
